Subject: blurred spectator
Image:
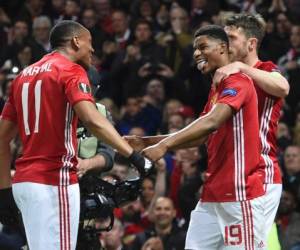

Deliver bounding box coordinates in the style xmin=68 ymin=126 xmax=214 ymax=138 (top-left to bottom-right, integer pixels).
xmin=80 ymin=8 xmax=107 ymax=52
xmin=17 ymin=0 xmax=46 ymax=28
xmin=141 ymin=237 xmax=164 ymax=250
xmin=156 ymin=6 xmax=192 ymax=73
xmin=130 ymin=197 xmax=186 ymax=250
xmin=276 ymin=187 xmax=300 ymax=250
xmin=161 ymin=99 xmax=183 ymax=130
xmin=110 ymin=153 xmax=130 ymax=181
xmin=190 ymin=0 xmax=213 ymax=30
xmin=110 ymin=19 xmax=166 ymax=103
xmin=30 ymin=16 xmax=52 ymax=61
xmin=0 ymin=8 xmax=11 ymax=49
xmin=176 ymin=147 xmax=202 ymax=223
xmin=283 ymin=145 xmax=300 ymax=202
xmin=116 ymin=96 xmax=162 ymax=135
xmin=140 ymin=159 xmax=166 ymax=223
xmin=169 ymin=147 xmax=203 ymax=223
xmin=131 ymin=0 xmax=158 ymax=23
xmin=167 ymin=113 xmax=185 ymax=133
xmin=100 ymin=218 xmax=128 ymax=250
xmin=46 ymin=0 xmax=65 ymax=23
xmin=57 ymin=0 xmax=80 ymax=21
xmin=277 ymin=121 xmax=292 ymax=154
xmin=2 ymin=43 xmax=33 ymax=74
xmin=263 ymin=12 xmax=291 ymax=63
xmin=99 ymin=97 xmax=121 ymax=123
xmin=142 ymin=78 xmax=165 ymax=109
xmin=268 ymin=0 xmax=287 ymax=14
xmin=153 ymin=3 xmax=170 ymax=34
xmin=117 ymin=199 xmax=145 ymax=247
xmin=0 ymin=20 xmax=29 ymax=67
xmin=129 ymin=126 xmax=146 ymax=136
xmin=278 ymin=25 xmax=300 ymax=110
xmin=111 ymin=9 xmax=132 ymax=49
xmin=94 ymin=0 xmax=113 ymax=35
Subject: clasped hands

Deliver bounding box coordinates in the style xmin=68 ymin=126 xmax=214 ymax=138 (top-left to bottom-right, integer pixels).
xmin=123 ymin=135 xmax=168 ymax=163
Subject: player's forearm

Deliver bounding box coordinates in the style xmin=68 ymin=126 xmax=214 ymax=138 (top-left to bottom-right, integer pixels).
xmin=143 ymin=134 xmax=172 ymax=147
xmin=169 ymin=136 xmax=207 ymax=150
xmin=75 ymin=102 xmax=133 ymax=157
xmin=87 ymin=119 xmax=133 ymax=157
xmin=240 ymin=64 xmax=289 ymax=98
xmin=160 ymin=116 xmax=216 ymax=150
xmin=0 ymin=143 xmax=12 ymax=189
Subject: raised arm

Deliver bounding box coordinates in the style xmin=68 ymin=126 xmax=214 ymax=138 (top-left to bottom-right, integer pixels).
xmin=213 ymin=61 xmax=289 ymax=98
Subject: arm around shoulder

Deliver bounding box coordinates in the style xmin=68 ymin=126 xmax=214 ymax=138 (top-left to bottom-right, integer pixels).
xmin=240 ymin=63 xmax=290 ymax=98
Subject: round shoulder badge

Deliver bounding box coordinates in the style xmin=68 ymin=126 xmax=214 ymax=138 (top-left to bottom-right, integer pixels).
xmin=78 ymin=82 xmax=91 ymax=94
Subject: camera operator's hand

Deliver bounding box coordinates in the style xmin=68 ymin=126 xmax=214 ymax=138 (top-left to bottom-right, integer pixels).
xmin=76 ymin=157 xmax=90 ymax=178
xmin=128 ymin=151 xmax=153 ymax=177
xmin=0 ymin=188 xmax=19 ymax=228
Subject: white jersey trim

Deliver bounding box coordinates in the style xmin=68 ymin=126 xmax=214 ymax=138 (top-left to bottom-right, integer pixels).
xmin=59 ymin=102 xmax=75 ymax=250
xmin=234 ymin=109 xmax=246 ymax=201
xmin=259 ymin=98 xmax=274 ymax=184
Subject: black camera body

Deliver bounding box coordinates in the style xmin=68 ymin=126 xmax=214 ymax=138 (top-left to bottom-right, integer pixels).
xmin=77 ymin=174 xmax=142 ymax=250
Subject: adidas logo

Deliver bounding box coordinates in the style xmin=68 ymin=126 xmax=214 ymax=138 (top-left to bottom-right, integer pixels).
xmin=258 ymin=240 xmax=265 ymax=248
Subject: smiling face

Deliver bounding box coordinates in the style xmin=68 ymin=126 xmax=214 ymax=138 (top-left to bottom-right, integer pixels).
xmin=153 ymin=197 xmax=176 ymax=228
xmin=193 ymin=35 xmax=227 ymax=74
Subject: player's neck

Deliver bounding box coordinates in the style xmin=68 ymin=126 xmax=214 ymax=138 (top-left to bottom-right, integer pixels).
xmin=244 ymin=53 xmax=259 ymax=67
xmin=54 ymin=48 xmax=78 ymax=64
xmin=219 ymin=56 xmax=231 ymax=68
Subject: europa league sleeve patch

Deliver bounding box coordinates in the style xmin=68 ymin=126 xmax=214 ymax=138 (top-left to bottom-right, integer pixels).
xmin=78 ymin=82 xmax=91 ymax=94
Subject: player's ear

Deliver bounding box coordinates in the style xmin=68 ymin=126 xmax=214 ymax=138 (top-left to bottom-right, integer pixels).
xmin=71 ymin=36 xmax=80 ymax=50
xmin=248 ymin=38 xmax=257 ymax=52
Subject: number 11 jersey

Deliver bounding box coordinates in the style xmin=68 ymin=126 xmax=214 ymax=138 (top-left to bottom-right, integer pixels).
xmin=1 ymin=52 xmax=94 ymax=186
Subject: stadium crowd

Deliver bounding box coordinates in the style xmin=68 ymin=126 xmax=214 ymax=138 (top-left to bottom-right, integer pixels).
xmin=0 ymin=0 xmax=300 ymax=249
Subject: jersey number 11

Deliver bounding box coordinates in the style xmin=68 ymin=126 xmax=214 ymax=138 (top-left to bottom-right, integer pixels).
xmin=21 ymin=80 xmax=42 ymax=135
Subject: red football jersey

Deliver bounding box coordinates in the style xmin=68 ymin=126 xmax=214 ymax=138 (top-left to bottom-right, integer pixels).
xmin=1 ymin=52 xmax=94 ymax=185
xmin=254 ymin=61 xmax=283 ymax=184
xmin=201 ymin=73 xmax=264 ymax=202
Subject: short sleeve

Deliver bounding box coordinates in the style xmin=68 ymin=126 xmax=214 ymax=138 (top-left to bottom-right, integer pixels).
xmin=217 ymin=74 xmax=253 ymax=112
xmin=64 ymin=66 xmax=94 ymax=106
xmin=0 ymin=83 xmax=17 ymax=122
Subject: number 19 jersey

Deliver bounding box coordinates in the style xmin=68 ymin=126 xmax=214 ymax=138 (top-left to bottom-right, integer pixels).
xmin=1 ymin=52 xmax=94 ymax=186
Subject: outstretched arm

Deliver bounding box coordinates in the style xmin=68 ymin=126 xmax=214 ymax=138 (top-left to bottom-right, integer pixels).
xmin=213 ymin=61 xmax=289 ymax=98
xmin=142 ymin=103 xmax=233 ymax=162
xmin=238 ymin=63 xmax=289 ymax=98
xmin=74 ymin=101 xmax=133 ymax=157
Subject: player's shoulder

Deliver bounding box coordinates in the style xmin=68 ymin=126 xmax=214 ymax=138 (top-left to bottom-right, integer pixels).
xmin=255 ymin=60 xmax=280 ymax=73
xmin=223 ymin=72 xmax=253 ymax=85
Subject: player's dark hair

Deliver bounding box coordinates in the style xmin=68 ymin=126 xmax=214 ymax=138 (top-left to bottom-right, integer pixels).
xmin=49 ymin=20 xmax=86 ymax=49
xmin=194 ymin=25 xmax=229 ymax=48
xmin=225 ymin=14 xmax=265 ymax=49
